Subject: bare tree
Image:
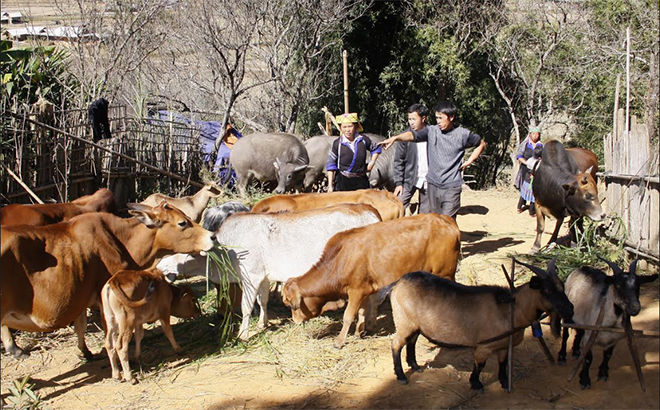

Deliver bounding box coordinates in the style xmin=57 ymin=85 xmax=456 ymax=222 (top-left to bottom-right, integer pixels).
xmin=250 ymin=0 xmax=370 ymax=134
xmin=56 ymin=0 xmax=174 ymax=105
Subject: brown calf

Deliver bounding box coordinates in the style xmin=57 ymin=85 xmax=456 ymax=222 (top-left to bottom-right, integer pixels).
xmin=102 ymin=268 xmax=201 ymax=384
xmin=138 ymin=182 xmax=223 ymax=223
xmin=282 ymin=213 xmax=460 ymax=348
xmin=0 ymin=188 xmax=116 ymax=227
xmin=251 ymin=188 xmax=404 ymax=221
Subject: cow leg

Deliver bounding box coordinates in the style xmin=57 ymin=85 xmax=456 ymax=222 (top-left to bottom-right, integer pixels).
xmin=133 ymin=325 xmax=145 ymax=360
xmin=159 ymin=315 xmax=181 ymax=353
xmin=334 ymin=292 xmax=364 ymax=349
xmin=405 ymin=331 xmax=422 ymax=373
xmin=104 ymin=320 xmax=121 ymax=380
xmin=356 ymin=295 xmax=376 ymax=337
xmin=1 ymin=325 xmax=26 ymax=358
xmin=238 ymin=282 xmax=259 ymax=340
xmin=255 ymin=279 xmax=271 ymax=331
xmin=73 ymin=310 xmax=94 ymax=361
xmin=547 ymin=216 xmax=565 ymax=246
xmin=597 ymin=345 xmax=615 ymax=381
xmin=558 ymin=326 xmax=570 ymax=365
xmin=531 ymin=205 xmax=545 ymax=253
xmin=116 ymin=327 xmax=136 ymax=384
xmin=391 ymin=331 xmax=409 ymax=384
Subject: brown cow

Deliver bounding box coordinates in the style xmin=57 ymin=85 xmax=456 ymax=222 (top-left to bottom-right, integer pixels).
xmin=281 ymin=213 xmax=460 ymax=348
xmin=567 ymin=147 xmax=598 ymax=181
xmin=138 ymin=182 xmax=223 ymax=223
xmin=0 ymin=202 xmax=214 ymax=359
xmin=102 ymin=268 xmax=201 ymax=384
xmin=0 ymin=188 xmax=116 ymax=227
xmin=251 ymin=188 xmax=404 ymax=221
xmin=531 ymin=141 xmax=605 ymax=253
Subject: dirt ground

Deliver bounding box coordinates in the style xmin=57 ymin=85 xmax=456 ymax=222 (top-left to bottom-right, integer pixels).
xmin=2 ymin=187 xmax=658 ymax=410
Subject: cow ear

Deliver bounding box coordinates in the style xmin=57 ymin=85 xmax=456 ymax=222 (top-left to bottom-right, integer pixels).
xmin=127 ymin=202 xmax=154 ymax=212
xmin=129 ymin=209 xmax=163 ymax=228
xmin=562 ymin=182 xmax=576 ymax=195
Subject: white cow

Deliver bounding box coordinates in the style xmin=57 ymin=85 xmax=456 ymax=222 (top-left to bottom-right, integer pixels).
xmin=157 ymin=203 xmax=381 ymax=339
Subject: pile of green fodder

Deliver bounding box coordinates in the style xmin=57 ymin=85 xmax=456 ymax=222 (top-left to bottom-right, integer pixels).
xmin=512 ymin=216 xmax=628 ymax=282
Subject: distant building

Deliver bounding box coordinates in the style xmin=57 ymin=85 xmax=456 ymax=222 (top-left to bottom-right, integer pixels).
xmin=2 ymin=25 xmax=97 ymax=42
xmin=1 ymin=11 xmax=23 ymax=24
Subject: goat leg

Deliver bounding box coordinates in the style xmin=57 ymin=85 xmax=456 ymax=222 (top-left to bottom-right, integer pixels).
xmin=405 ymin=332 xmax=422 ymax=373
xmin=597 ymin=345 xmax=614 ymax=381
xmin=469 ymin=361 xmax=487 ymax=392
xmin=558 ymin=326 xmax=570 ymax=365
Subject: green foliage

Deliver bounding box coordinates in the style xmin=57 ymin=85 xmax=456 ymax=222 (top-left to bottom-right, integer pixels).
xmin=516 ymin=217 xmax=628 ymax=282
xmin=0 ymin=42 xmax=76 ymax=109
xmin=2 ymin=375 xmax=44 ymax=410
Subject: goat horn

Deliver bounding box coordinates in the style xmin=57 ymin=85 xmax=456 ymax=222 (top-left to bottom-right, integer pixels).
xmin=513 ymin=259 xmax=547 ymax=277
xmin=597 ymin=256 xmax=623 ymax=275
xmin=628 ymin=259 xmax=639 ymax=275
xmin=547 ymin=256 xmax=559 ymax=276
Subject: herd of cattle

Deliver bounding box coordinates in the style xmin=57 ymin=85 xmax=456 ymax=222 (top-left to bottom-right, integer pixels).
xmin=0 ymin=138 xmax=657 ymax=393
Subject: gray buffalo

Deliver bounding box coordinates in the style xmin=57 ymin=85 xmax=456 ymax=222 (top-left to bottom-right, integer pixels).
xmin=369 ymin=143 xmax=396 ymax=191
xmin=303 ymin=135 xmax=336 ymax=191
xmin=230 ymin=133 xmax=310 ymax=195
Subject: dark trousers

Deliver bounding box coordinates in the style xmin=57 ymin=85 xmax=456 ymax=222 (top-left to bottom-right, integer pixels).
xmin=334 ymin=173 xmax=370 ymax=192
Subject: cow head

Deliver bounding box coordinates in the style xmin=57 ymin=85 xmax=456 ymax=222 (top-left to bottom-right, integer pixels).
xmin=127 ymin=201 xmax=215 ymax=256
xmin=201 ymin=181 xmax=223 ymax=197
xmin=600 ymin=257 xmax=659 ymax=317
xmin=170 ymin=283 xmax=202 ymax=319
xmin=273 ymin=157 xmax=309 ymax=194
xmin=515 ymin=257 xmax=574 ymax=336
xmin=281 ymin=278 xmax=325 ymax=323
xmin=561 ymin=167 xmax=605 ymax=221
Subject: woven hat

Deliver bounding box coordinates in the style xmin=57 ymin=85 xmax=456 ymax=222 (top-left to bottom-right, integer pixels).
xmin=336 ymin=112 xmax=364 ymax=132
xmin=529 ymin=126 xmax=541 ymax=133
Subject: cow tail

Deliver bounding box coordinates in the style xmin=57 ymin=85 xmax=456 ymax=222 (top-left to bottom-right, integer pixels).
xmin=109 ymin=279 xmax=154 ymax=309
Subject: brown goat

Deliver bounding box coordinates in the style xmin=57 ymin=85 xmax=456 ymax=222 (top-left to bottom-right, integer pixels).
xmin=386 ymin=259 xmax=573 ymax=392
xmin=101 ymin=268 xmax=201 ymax=384
xmin=137 ymin=182 xmax=222 ymax=223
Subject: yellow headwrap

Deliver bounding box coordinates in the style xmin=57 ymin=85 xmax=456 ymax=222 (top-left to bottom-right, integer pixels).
xmin=335 ymin=112 xmax=364 ymax=132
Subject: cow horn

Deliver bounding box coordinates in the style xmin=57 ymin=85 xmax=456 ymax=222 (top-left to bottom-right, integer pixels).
xmin=597 ymin=256 xmax=623 ymax=275
xmin=547 ymin=256 xmax=559 ymax=276
xmin=513 ymin=258 xmax=548 ymax=278
xmin=628 ymin=259 xmax=639 ymax=275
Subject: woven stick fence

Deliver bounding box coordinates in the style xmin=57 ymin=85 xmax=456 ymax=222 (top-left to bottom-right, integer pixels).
xmin=1 ymin=106 xmax=213 ymax=206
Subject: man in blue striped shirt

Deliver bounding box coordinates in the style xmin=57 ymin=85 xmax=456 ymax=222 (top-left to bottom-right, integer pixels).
xmin=380 ymin=101 xmax=486 ymax=218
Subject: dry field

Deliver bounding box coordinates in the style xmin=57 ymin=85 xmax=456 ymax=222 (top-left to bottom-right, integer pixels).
xmin=1 ymin=188 xmax=658 ymax=410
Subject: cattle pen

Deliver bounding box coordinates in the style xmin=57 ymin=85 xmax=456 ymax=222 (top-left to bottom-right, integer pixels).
xmin=0 ymin=105 xmax=221 ymax=207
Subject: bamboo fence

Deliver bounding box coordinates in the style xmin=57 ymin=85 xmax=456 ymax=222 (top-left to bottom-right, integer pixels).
xmin=602 ymin=108 xmax=660 ymax=262
xmin=0 ymin=105 xmax=213 ymax=207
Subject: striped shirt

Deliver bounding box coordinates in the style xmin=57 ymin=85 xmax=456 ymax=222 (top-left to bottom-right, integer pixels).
xmin=412 ymin=125 xmax=482 ymax=188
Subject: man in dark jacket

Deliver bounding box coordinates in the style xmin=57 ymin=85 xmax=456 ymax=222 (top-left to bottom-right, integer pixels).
xmin=88 ymin=98 xmax=112 ymax=142
xmin=393 ymin=104 xmax=430 ymax=213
